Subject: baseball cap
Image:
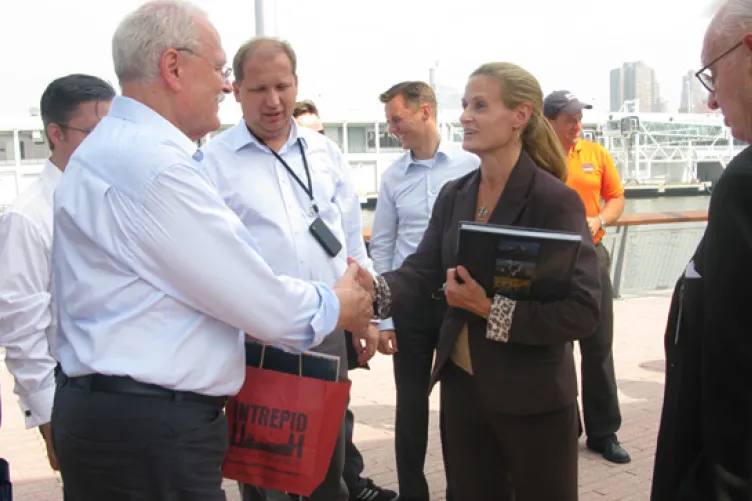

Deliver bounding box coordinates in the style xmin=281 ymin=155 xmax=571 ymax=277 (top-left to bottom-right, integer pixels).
xmin=543 ymin=90 xmax=593 ymax=118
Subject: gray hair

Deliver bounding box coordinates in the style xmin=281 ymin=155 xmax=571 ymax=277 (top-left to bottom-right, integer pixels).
xmin=112 ymin=0 xmax=207 ymax=85
xmin=709 ymin=0 xmax=752 ymax=41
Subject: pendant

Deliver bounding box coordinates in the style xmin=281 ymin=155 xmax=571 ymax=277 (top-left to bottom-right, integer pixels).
xmin=477 ymin=206 xmax=488 ymax=218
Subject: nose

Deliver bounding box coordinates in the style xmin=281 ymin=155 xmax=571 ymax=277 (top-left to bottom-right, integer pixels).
xmin=388 ymin=123 xmax=398 ymax=136
xmin=265 ymin=90 xmax=281 ymax=108
xmin=460 ymin=110 xmax=472 ymax=126
xmin=707 ymin=92 xmax=719 ymax=110
xmin=221 ymin=80 xmax=232 ymax=94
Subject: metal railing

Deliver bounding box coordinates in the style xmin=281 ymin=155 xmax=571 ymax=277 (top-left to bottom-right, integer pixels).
xmin=362 ymin=210 xmax=709 ymax=298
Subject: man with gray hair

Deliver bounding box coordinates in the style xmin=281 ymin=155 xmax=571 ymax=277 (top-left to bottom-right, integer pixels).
xmin=651 ymin=0 xmax=752 ymax=499
xmin=49 ymin=2 xmax=374 ymax=500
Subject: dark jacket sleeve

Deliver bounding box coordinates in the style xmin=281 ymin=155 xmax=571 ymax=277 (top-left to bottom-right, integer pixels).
xmin=507 ymin=187 xmax=601 ymax=345
xmin=380 ymin=182 xmax=455 ymax=313
xmin=699 ymin=161 xmax=752 ymax=486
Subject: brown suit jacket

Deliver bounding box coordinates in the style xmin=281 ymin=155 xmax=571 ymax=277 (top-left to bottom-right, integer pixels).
xmin=382 ymin=150 xmax=602 ymax=415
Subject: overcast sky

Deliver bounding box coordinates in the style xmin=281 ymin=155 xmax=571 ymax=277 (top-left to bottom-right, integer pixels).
xmin=1 ymin=0 xmax=716 ymax=120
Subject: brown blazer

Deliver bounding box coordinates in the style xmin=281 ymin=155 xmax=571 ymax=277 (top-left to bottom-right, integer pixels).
xmin=381 ymin=150 xmax=602 ymax=416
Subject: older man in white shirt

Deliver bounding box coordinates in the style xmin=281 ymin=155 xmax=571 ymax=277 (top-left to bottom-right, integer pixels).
xmin=0 ymin=73 xmax=114 ymax=472
xmin=202 ymin=37 xmax=379 ymax=501
xmin=48 ymin=3 xmax=374 ymax=500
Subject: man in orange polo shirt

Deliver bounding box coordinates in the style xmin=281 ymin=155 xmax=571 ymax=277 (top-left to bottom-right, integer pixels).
xmin=545 ymin=90 xmax=630 ymax=464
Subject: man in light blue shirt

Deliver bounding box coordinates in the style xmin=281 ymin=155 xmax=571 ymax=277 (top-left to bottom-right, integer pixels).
xmin=370 ymin=81 xmax=479 ymax=501
xmin=49 ymin=3 xmax=373 ymax=500
xmin=203 ymin=37 xmax=380 ymax=501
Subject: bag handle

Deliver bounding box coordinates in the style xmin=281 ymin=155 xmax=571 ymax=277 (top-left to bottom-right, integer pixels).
xmin=258 ymin=344 xmax=304 ymax=377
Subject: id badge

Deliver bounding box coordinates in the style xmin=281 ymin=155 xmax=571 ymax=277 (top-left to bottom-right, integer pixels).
xmin=309 ymin=217 xmax=343 ymax=257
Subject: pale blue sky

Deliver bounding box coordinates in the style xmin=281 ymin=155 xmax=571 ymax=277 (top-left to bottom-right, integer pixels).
xmin=1 ymin=0 xmax=715 ymax=120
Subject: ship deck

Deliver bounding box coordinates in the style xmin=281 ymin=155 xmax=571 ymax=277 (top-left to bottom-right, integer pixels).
xmin=2 ymin=292 xmax=672 ymax=500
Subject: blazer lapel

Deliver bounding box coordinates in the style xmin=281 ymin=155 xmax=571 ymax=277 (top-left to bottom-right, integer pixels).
xmin=487 ymin=150 xmax=536 ymax=226
xmin=454 ymin=169 xmax=481 ymax=225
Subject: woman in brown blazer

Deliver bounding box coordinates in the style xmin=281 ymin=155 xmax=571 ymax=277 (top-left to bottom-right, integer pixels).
xmin=361 ymin=62 xmax=602 ymax=500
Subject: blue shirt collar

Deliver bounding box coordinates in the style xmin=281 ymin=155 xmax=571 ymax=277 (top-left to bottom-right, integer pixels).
xmin=228 ymin=118 xmax=309 ymax=154
xmin=107 ymin=96 xmax=202 ymax=159
xmin=403 ymin=139 xmax=454 ymax=173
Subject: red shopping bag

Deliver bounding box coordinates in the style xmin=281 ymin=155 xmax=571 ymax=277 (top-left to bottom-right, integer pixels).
xmin=222 ymin=356 xmax=350 ymax=496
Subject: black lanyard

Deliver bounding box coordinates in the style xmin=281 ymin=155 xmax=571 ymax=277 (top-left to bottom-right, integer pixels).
xmin=249 ymin=127 xmax=318 ymax=215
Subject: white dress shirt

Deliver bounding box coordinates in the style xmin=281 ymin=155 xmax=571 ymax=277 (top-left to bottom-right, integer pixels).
xmin=203 ymin=120 xmax=374 ymax=293
xmin=51 ymin=96 xmax=341 ymax=397
xmin=0 ymin=160 xmax=61 ymax=428
xmin=369 ymin=141 xmax=479 ymax=330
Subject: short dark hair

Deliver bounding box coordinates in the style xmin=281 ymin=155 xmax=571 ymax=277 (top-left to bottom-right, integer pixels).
xmin=233 ymin=36 xmax=297 ymax=85
xmin=293 ymin=100 xmax=319 ymax=118
xmin=379 ymin=81 xmax=437 ymax=119
xmin=40 ymin=74 xmax=116 ymax=150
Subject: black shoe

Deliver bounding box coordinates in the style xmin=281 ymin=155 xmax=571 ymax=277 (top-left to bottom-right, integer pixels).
xmin=587 ymin=435 xmax=631 ymax=464
xmin=350 ymin=478 xmax=399 ymax=501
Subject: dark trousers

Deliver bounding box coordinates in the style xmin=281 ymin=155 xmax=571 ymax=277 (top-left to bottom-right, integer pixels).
xmin=578 ymin=243 xmax=622 ymax=442
xmin=392 ymin=300 xmax=450 ymax=501
xmin=51 ymin=378 xmax=228 ymax=501
xmin=342 ymin=407 xmax=366 ymax=494
xmin=441 ymin=362 xmax=579 ymax=501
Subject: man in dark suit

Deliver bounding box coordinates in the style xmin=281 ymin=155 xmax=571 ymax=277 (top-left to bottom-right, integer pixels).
xmin=651 ymin=2 xmax=752 ymax=499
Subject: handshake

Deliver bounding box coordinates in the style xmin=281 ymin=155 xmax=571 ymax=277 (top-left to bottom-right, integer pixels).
xmin=333 ymin=258 xmax=378 ymax=336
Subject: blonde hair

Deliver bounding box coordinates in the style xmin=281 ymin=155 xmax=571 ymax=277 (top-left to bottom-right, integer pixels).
xmin=470 ymin=62 xmax=568 ymax=182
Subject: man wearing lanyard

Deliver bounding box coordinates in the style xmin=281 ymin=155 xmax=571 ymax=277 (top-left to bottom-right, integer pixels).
xmin=544 ymin=90 xmax=630 ymax=464
xmin=203 ymin=37 xmax=379 ymax=501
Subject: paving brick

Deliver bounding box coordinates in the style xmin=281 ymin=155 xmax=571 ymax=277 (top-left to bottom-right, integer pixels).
xmin=0 ymin=293 xmax=673 ymax=500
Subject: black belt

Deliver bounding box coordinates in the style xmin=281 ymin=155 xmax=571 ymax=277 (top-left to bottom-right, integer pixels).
xmin=61 ymin=372 xmax=227 ymax=409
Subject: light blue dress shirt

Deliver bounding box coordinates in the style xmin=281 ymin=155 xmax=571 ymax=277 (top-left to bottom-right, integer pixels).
xmin=369 ymin=141 xmax=479 ymax=330
xmin=50 ymin=96 xmax=340 ymax=397
xmin=202 ymin=120 xmax=374 ymax=293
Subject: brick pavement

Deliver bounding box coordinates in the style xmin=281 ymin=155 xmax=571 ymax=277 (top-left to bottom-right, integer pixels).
xmin=0 ymin=293 xmax=671 ymax=500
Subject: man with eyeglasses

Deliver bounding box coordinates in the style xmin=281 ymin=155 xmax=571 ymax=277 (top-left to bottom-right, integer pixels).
xmin=0 ymin=73 xmax=114 ymax=476
xmin=651 ymin=0 xmax=752 ymax=499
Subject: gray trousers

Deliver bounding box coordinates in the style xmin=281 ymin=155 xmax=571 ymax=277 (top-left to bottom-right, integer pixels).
xmin=240 ymin=330 xmax=349 ymax=501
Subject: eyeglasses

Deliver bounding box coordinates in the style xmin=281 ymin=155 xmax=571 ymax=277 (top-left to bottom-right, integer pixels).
xmin=176 ymin=47 xmax=232 ymax=80
xmin=60 ymin=124 xmax=94 ymax=135
xmin=695 ymin=40 xmax=743 ymax=93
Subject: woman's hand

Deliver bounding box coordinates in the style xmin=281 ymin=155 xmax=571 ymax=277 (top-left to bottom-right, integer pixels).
xmin=445 ymin=266 xmax=492 ymax=318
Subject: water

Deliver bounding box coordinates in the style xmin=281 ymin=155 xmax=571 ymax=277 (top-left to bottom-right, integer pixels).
xmin=360 ymin=195 xmax=710 ymax=228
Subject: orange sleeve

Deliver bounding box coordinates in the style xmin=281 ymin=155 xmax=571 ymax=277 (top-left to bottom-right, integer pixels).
xmin=600 ymin=148 xmax=624 ymax=201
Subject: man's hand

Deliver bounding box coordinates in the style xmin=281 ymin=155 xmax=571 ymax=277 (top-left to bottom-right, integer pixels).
xmin=346 ymin=257 xmax=375 ymax=298
xmin=39 ymin=423 xmax=59 ymax=471
xmin=351 ymin=323 xmax=380 ymax=365
xmin=334 ymin=262 xmax=373 ymax=335
xmin=587 ymin=216 xmax=602 ymax=236
xmin=378 ymin=329 xmax=398 ymax=355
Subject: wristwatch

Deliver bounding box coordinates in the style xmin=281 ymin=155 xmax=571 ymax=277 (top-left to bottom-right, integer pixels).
xmin=597 ymin=214 xmax=606 ymax=229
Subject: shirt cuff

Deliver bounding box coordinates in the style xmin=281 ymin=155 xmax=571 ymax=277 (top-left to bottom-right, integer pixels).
xmin=485 ymin=295 xmax=516 ymax=343
xmin=373 ymin=275 xmax=392 ymax=319
xmin=379 ymin=318 xmax=395 ymax=331
xmin=19 ymin=384 xmax=55 ymax=429
xmin=308 ymin=282 xmax=341 ymax=350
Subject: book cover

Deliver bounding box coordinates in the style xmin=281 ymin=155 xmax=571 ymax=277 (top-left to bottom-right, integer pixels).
xmin=245 ymin=341 xmax=341 ymax=382
xmin=456 ymin=222 xmax=583 ymax=302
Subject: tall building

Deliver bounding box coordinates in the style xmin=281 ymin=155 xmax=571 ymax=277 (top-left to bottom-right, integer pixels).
xmin=679 ymin=70 xmax=709 ymax=113
xmin=610 ymin=61 xmax=662 ymax=112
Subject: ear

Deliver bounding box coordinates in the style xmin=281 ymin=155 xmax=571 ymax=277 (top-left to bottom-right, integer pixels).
xmin=514 ymin=103 xmax=533 ymax=130
xmin=160 ymin=49 xmax=183 ymax=92
xmin=232 ymin=80 xmax=242 ymax=103
xmin=421 ymin=103 xmax=431 ymax=121
xmin=46 ymin=123 xmax=64 ymax=149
